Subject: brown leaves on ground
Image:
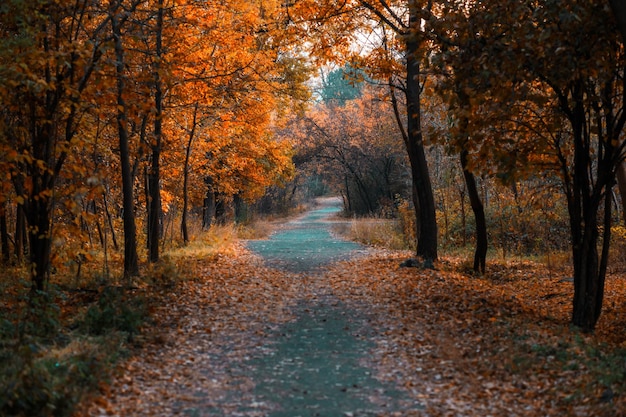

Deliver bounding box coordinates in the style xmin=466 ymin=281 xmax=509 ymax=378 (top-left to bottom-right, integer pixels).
xmin=77 ymin=246 xmax=626 ymax=416
xmin=77 ymin=242 xmax=305 ymax=416
xmin=326 ymin=252 xmax=626 ymax=417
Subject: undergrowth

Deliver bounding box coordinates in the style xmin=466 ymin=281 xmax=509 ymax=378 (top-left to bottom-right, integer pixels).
xmin=0 ymin=276 xmax=148 ymax=417
xmin=1 ymin=209 xmax=624 ymax=416
xmin=0 ymin=225 xmax=239 ymax=417
xmin=344 ymin=218 xmax=409 ymax=250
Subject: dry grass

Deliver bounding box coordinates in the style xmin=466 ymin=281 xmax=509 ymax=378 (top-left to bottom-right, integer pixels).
xmin=235 ymin=219 xmax=276 ymax=240
xmin=166 ymin=224 xmax=240 ymax=261
xmin=341 ymin=215 xmax=621 ymax=279
xmin=340 ymin=217 xmax=410 ymax=250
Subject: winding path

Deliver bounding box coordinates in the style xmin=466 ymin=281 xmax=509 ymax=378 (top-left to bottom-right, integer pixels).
xmin=243 ymin=197 xmax=417 ymax=416
xmin=84 ymin=198 xmax=422 ymax=417
xmin=247 ymin=197 xmax=363 ymax=272
xmin=82 ymin=198 xmax=625 ymax=417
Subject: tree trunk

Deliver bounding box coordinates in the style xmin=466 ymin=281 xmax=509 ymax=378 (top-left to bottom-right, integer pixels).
xmin=15 ymin=203 xmax=25 ymax=263
xmin=145 ymin=167 xmax=151 ymax=250
xmin=0 ymin=203 xmax=9 ymax=264
xmin=570 ymin=200 xmax=606 ymax=331
xmin=215 ymin=193 xmax=227 ymax=225
xmin=15 ymin=119 xmax=55 ymax=291
xmin=454 ymin=75 xmax=488 ymax=272
xmin=202 ymin=180 xmax=215 ymax=230
xmin=566 ymin=82 xmax=613 ymax=332
xmin=344 ymin=175 xmax=352 ymax=213
xmin=147 ymin=152 xmax=162 ymax=262
xmin=147 ymin=0 xmax=164 ymax=263
xmin=404 ymin=6 xmax=438 ymax=262
xmin=102 ymin=188 xmax=119 ymax=251
xmin=459 ymin=184 xmax=467 ymax=246
xmin=461 ymin=149 xmax=488 ymax=273
xmin=609 ymin=1 xmax=626 ymax=226
xmin=90 ymin=200 xmax=105 ymax=247
xmin=617 ymin=160 xmax=626 ymax=226
xmin=26 ymin=199 xmax=52 ymax=291
xmin=202 ymin=194 xmax=214 ymax=230
xmin=181 ymin=103 xmax=198 ymax=245
xmin=234 ymin=194 xmax=248 ymax=224
xmin=112 ymin=9 xmax=139 ymax=278
xmin=181 ymin=176 xmax=190 ymax=244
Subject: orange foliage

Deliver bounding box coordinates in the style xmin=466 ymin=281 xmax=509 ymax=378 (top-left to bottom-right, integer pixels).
xmin=0 ymin=0 xmax=305 ymax=277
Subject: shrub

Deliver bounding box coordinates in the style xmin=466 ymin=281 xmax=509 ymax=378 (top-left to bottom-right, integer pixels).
xmin=18 ymin=290 xmax=61 ymax=340
xmin=348 ymin=218 xmax=408 ymax=250
xmin=81 ymin=286 xmax=145 ymax=338
xmin=0 ymin=339 xmax=111 ymax=417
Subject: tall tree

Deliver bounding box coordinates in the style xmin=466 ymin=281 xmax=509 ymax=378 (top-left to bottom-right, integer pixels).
xmin=319 ymin=65 xmax=364 ymax=104
xmin=147 ymin=0 xmax=165 ymax=263
xmin=429 ymin=3 xmax=497 ymax=274
xmin=608 ymin=0 xmax=626 ymax=226
xmin=0 ymin=0 xmax=108 ymax=290
xmin=503 ymin=0 xmax=625 ymax=332
xmin=109 ymin=0 xmax=141 ymax=278
xmin=180 ymin=103 xmax=199 ymax=245
xmin=289 ymin=0 xmax=439 ymax=262
xmin=163 ymin=0 xmax=302 ymax=230
xmin=435 ymin=0 xmax=626 ymax=331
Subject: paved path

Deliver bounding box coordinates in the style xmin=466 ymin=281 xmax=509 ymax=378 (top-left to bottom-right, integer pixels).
xmin=84 ymin=197 xmax=422 ymax=417
xmin=244 ymin=198 xmax=418 ymax=416
xmin=246 ymin=197 xmax=363 ymax=272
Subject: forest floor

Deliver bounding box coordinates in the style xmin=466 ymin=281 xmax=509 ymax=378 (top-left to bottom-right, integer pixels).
xmin=76 ymin=199 xmax=626 ymax=417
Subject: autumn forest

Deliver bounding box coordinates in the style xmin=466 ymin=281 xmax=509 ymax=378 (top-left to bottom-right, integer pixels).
xmin=2 ymin=0 xmax=626 ymax=416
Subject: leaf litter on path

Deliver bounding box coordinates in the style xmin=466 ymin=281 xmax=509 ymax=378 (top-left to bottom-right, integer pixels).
xmin=325 ymin=253 xmax=626 ymax=417
xmin=77 ymin=198 xmax=626 ymax=416
xmin=76 ymin=246 xmax=626 ymax=417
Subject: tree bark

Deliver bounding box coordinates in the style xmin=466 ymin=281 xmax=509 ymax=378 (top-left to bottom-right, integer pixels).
xmin=15 ymin=203 xmax=25 ymax=264
xmin=461 ymin=149 xmax=488 ymax=273
xmin=14 ymin=106 xmax=57 ymax=291
xmin=344 ymin=175 xmax=352 ymax=213
xmin=456 ymin=85 xmax=487 ymax=273
xmin=111 ymin=8 xmax=139 ymax=277
xmin=459 ymin=184 xmax=467 ymax=246
xmin=181 ymin=103 xmax=198 ymax=245
xmin=89 ymin=200 xmax=105 ymax=247
xmin=0 ymin=204 xmax=8 ymax=264
xmin=617 ymin=161 xmax=626 ymax=226
xmin=102 ymin=188 xmax=119 ymax=251
xmin=382 ymin=3 xmax=437 ymax=262
xmin=26 ymin=199 xmax=52 ymax=291
xmin=202 ymin=179 xmax=215 ymax=230
xmin=7 ymin=1 xmax=106 ymax=289
xmin=403 ymin=5 xmax=438 ymax=262
xmin=234 ymin=194 xmax=248 ymax=224
xmin=147 ymin=0 xmax=164 ymax=263
xmin=608 ymin=1 xmax=626 ymax=227
xmin=0 ymin=212 xmax=11 ymax=265
xmin=566 ymin=81 xmax=615 ymax=332
xmin=215 ymin=193 xmax=227 ymax=225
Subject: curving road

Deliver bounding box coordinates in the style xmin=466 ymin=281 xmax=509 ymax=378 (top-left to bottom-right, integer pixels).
xmin=246 ymin=197 xmax=363 ymax=273
xmin=243 ymin=197 xmax=418 ymax=416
